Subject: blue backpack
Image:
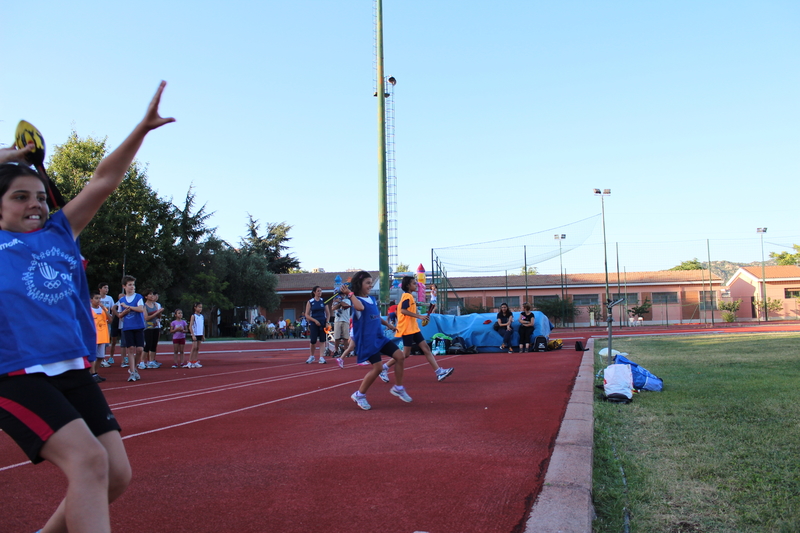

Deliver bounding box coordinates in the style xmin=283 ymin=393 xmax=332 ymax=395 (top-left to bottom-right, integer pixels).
xmin=615 ymin=354 xmax=664 ymax=392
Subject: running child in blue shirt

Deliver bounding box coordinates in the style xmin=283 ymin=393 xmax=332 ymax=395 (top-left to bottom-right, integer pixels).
xmin=0 ymin=81 xmax=173 ymax=533
xmin=343 ymin=271 xmax=411 ymax=410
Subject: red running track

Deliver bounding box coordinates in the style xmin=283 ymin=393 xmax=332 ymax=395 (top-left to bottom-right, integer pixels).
xmin=0 ymin=340 xmax=586 ymax=533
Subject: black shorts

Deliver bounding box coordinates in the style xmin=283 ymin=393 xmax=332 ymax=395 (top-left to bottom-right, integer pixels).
xmin=144 ymin=329 xmax=160 ymax=352
xmin=358 ymin=339 xmax=401 ymax=365
xmin=308 ymin=322 xmax=326 ymax=344
xmin=0 ymin=369 xmax=121 ymax=463
xmin=402 ymin=331 xmax=425 ymax=348
xmin=110 ymin=315 xmax=121 ymax=338
xmin=122 ymin=328 xmax=145 ymax=348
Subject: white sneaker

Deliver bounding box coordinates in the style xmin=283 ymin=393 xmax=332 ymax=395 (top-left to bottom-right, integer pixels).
xmin=137 ymin=362 xmax=146 ymax=370
xmin=436 ymin=368 xmax=454 ymax=382
xmin=337 ymin=357 xmax=344 ymax=369
xmin=146 ymin=361 xmax=158 ymax=369
xmin=100 ymin=360 xmax=111 ymax=368
xmin=193 ymin=362 xmax=203 ymax=368
xmin=379 ymin=370 xmax=390 ymax=383
xmin=351 ymin=392 xmax=371 ymax=410
xmin=319 ymin=356 xmax=326 ymax=364
xmin=390 ymin=387 xmax=413 ymax=403
xmin=305 ymin=356 xmax=315 ymax=364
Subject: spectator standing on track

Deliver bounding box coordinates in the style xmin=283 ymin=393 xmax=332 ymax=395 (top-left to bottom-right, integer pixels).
xmin=171 ymin=309 xmax=188 ymax=368
xmin=107 ymin=292 xmax=126 ymax=368
xmin=332 ymin=293 xmax=351 ymax=368
xmin=381 ymin=276 xmax=454 ymax=383
xmin=143 ymin=289 xmax=164 ymax=369
xmin=518 ymin=303 xmax=534 ymax=353
xmin=305 ymin=286 xmax=330 ymax=364
xmin=495 ymin=303 xmax=514 ymax=353
xmin=345 ymin=271 xmax=411 ymax=410
xmin=387 ymin=300 xmax=398 ymax=326
xmin=119 ymin=275 xmax=146 ymax=381
xmin=299 ymin=314 xmax=308 ymax=338
xmin=90 ymin=289 xmax=110 ymax=383
xmin=0 ymin=81 xmax=172 ymax=532
xmin=189 ymin=302 xmax=205 ymax=368
xmin=97 ymin=283 xmax=115 ymax=368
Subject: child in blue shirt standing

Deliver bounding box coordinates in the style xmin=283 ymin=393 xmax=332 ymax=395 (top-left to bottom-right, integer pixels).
xmin=0 ymin=81 xmax=173 ymax=533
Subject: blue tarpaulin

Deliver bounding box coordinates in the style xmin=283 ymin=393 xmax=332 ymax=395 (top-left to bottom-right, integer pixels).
xmin=384 ymin=312 xmax=555 ymax=352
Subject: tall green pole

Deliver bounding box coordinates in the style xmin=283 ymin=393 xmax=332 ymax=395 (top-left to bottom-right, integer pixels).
xmin=376 ymin=0 xmax=389 ymax=309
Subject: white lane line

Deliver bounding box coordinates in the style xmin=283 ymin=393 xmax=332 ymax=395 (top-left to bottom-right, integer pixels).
xmin=120 ymin=356 xmax=456 ymax=440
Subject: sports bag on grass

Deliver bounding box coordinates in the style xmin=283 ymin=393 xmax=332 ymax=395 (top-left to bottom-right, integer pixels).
xmin=603 ymin=364 xmax=633 ymax=403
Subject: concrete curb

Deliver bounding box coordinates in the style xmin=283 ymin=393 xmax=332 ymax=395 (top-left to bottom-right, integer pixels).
xmin=525 ymin=338 xmax=595 ymax=533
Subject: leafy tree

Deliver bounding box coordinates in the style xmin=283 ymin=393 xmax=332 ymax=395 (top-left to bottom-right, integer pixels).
xmin=520 ymin=266 xmax=539 ymax=275
xmin=717 ymin=299 xmax=742 ymax=313
xmin=753 ymin=297 xmax=783 ymax=319
xmin=770 ymin=245 xmax=800 ymax=266
xmin=226 ymin=251 xmax=280 ymax=312
xmin=629 ymin=298 xmax=652 ymax=318
xmin=396 ymin=262 xmax=411 ymax=273
xmin=718 ymin=299 xmax=742 ymax=323
xmin=587 ymin=303 xmax=604 ymax=322
xmin=533 ymin=296 xmax=577 ymax=326
xmin=164 ymin=187 xmax=216 ymax=306
xmin=48 ymin=132 xmax=178 ymax=295
xmin=670 ymin=258 xmax=705 ymax=271
xmin=241 ymin=215 xmax=301 ymax=273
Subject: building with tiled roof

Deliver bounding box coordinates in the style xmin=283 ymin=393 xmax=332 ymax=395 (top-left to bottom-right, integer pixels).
xmin=725 ymin=265 xmax=800 ymax=320
xmin=267 ymin=266 xmax=799 ymax=326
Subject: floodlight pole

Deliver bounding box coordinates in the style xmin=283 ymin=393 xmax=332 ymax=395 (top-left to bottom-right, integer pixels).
xmin=594 ymin=189 xmax=611 ymax=307
xmin=758 ymin=228 xmax=768 ymax=321
xmin=555 ymin=234 xmax=566 ymax=325
xmin=376 ymin=0 xmax=389 ymax=310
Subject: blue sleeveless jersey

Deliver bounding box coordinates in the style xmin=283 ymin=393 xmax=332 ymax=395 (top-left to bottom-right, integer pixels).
xmin=0 ymin=211 xmax=96 ymax=374
xmin=308 ymin=297 xmax=326 ymax=323
xmin=352 ymin=296 xmax=390 ymax=358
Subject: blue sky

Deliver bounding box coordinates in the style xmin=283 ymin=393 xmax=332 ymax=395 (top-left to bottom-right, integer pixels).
xmin=3 ymin=1 xmax=798 ymax=278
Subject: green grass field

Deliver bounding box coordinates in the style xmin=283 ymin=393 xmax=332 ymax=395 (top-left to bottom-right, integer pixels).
xmin=592 ymin=333 xmax=800 ymax=533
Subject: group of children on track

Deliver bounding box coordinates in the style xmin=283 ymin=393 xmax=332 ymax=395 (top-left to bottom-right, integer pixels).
xmin=301 ymin=272 xmax=454 ymax=411
xmin=90 ymin=280 xmax=207 ymax=383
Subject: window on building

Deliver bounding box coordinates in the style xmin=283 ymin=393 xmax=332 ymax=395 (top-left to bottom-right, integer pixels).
xmin=493 ymin=296 xmax=520 ymax=309
xmin=785 ymin=289 xmax=800 ymax=299
xmin=533 ymin=295 xmax=558 ymax=306
xmin=652 ymin=292 xmax=679 ymax=304
xmin=613 ymin=293 xmax=639 ymax=305
xmin=444 ymin=298 xmax=464 ymax=310
xmin=699 ymin=291 xmax=717 ymax=310
xmin=572 ymin=294 xmax=599 ymax=306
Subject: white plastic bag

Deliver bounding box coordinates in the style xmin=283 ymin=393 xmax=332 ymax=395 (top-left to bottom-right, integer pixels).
xmin=603 ymin=364 xmax=633 ymax=400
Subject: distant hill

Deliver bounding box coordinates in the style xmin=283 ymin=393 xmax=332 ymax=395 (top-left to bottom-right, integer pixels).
xmin=669 ymin=260 xmax=776 ymax=282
